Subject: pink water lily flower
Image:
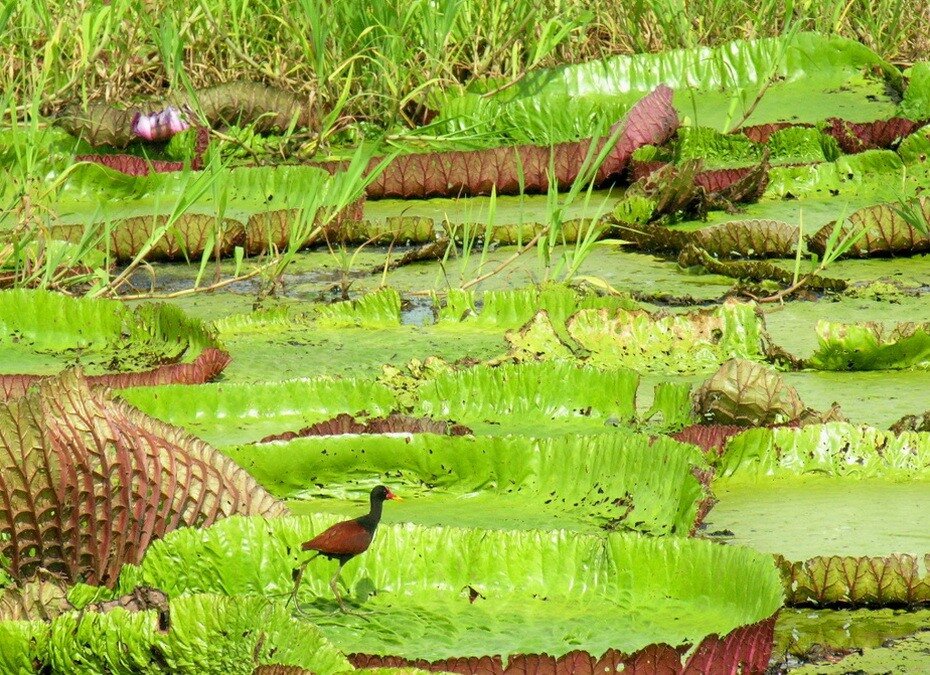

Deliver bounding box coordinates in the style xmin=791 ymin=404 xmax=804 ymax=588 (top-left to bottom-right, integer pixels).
xmin=131 ymin=106 xmax=191 ymax=142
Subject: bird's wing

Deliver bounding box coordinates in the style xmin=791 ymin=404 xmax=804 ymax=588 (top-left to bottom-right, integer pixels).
xmin=301 ymin=520 xmax=373 ymax=556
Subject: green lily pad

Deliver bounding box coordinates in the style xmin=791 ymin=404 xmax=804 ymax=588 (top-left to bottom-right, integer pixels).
xmin=808 ymin=319 xmax=930 ymax=370
xmin=226 ymin=430 xmax=710 ymax=536
xmin=566 ymin=302 xmax=766 ymax=374
xmin=705 ymin=423 xmax=930 ymax=605
xmin=453 ymin=33 xmax=901 ymax=139
xmin=118 ymin=515 xmax=784 ymax=665
xmin=0 ymin=288 xmax=217 ymax=375
xmin=0 ymin=593 xmax=351 ymax=674
xmin=120 ymin=377 xmax=400 ymax=446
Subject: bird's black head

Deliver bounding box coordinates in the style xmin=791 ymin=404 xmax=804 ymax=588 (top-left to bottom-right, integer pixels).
xmin=371 ymin=485 xmax=399 ymax=503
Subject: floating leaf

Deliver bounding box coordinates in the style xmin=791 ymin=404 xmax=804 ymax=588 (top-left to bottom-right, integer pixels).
xmin=808 ymin=320 xmax=930 ymax=370
xmin=435 ymin=284 xmax=639 ymax=329
xmin=317 ymin=288 xmax=402 ymax=328
xmin=121 ymin=515 xmax=783 ymax=668
xmin=825 ymin=117 xmax=920 ymax=153
xmin=0 ymin=348 xmax=230 ymax=401
xmin=692 ymin=359 xmax=805 ymax=426
xmin=677 ymin=244 xmax=847 ymax=292
xmin=717 ymin=423 xmax=930 ymax=479
xmin=322 ymin=85 xmax=678 ymax=198
xmin=712 ymin=424 xmax=930 ymax=606
xmin=0 ymin=372 xmax=284 ymax=586
xmin=567 ymin=302 xmax=765 ymax=374
xmin=57 ymin=81 xmax=313 ymax=147
xmin=0 ymin=289 xmax=219 ymax=375
xmin=119 ymin=377 xmax=400 ymax=446
xmin=809 ymin=198 xmax=930 ymax=258
xmin=692 ymin=220 xmax=798 ymax=258
xmin=414 ymin=361 xmax=639 ymax=429
xmin=473 ymin=33 xmax=901 ymax=130
xmin=499 ymin=310 xmax=577 ymax=362
xmin=226 ymin=431 xmax=711 ymax=536
xmin=899 ymin=62 xmax=930 ymax=120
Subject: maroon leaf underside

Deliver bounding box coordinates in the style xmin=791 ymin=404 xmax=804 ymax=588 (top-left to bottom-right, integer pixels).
xmin=778 ymin=554 xmax=930 ymax=606
xmin=695 ymin=165 xmax=768 ymax=198
xmin=737 ymin=122 xmax=811 ymax=144
xmin=0 ymin=372 xmax=284 ymax=587
xmin=824 ymin=117 xmax=921 ymax=153
xmin=347 ymin=615 xmax=776 ymax=675
xmin=672 ymin=424 xmax=748 ymax=455
xmin=49 ymin=199 xmax=365 ymax=262
xmin=258 ymin=412 xmax=472 ymax=443
xmin=321 ymin=85 xmax=679 ymax=199
xmin=671 ymin=421 xmax=802 ymax=455
xmin=627 ymin=161 xmax=766 ymax=198
xmin=76 ymin=127 xmax=211 ymax=175
xmin=738 ymin=118 xmax=925 ymax=152
xmin=0 ymin=348 xmax=230 ymax=402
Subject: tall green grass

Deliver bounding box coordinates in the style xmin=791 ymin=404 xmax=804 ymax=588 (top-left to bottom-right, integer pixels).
xmin=4 ymin=0 xmax=928 ymax=134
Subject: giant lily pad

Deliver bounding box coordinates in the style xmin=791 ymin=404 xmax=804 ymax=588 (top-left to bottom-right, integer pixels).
xmin=809 ymin=198 xmax=930 ymax=258
xmin=0 ymin=372 xmax=283 ymax=587
xmin=119 ymin=377 xmax=400 ymax=446
xmin=453 ymin=34 xmax=903 ymax=135
xmin=808 ymin=320 xmax=930 ymax=370
xmin=0 ymin=288 xmax=220 ymax=376
xmin=117 ymin=515 xmax=783 ymax=670
xmin=566 ymin=302 xmax=766 ymax=374
xmin=38 ymin=163 xmax=368 ymax=260
xmin=226 ymin=431 xmax=712 ymax=536
xmin=705 ymin=423 xmax=930 ymax=605
xmin=0 ymin=592 xmax=350 ymax=674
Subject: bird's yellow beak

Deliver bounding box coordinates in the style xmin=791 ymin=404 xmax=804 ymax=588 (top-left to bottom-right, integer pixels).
xmin=387 ymin=490 xmax=403 ymax=501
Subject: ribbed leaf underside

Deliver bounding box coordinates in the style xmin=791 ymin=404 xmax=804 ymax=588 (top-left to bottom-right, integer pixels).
xmin=0 ymin=372 xmax=284 ymax=586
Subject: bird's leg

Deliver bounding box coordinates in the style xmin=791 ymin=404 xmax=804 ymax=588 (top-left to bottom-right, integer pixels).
xmin=288 ymin=560 xmax=309 ymax=610
xmin=330 ymin=564 xmax=372 ymax=619
xmin=330 ymin=565 xmax=349 ymax=613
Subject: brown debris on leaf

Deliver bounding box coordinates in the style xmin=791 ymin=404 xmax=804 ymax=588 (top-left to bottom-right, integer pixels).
xmin=85 ymin=586 xmax=171 ymax=630
xmin=0 ymin=580 xmax=170 ymax=627
xmin=0 ymin=348 xmax=231 ymax=402
xmin=625 ymin=152 xmax=770 ymax=222
xmin=0 ymin=578 xmax=72 ymax=622
xmin=321 ymin=85 xmax=679 ymax=198
xmin=258 ymin=412 xmax=472 ymax=443
xmin=809 ymin=198 xmax=930 ymax=258
xmin=253 ymin=667 xmax=314 ymax=675
xmin=0 ymin=371 xmax=284 ymax=587
xmin=890 ymin=410 xmax=930 ymax=434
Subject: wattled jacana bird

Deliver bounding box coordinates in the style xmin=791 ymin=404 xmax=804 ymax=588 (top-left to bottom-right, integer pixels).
xmin=290 ymin=485 xmax=400 ymax=613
